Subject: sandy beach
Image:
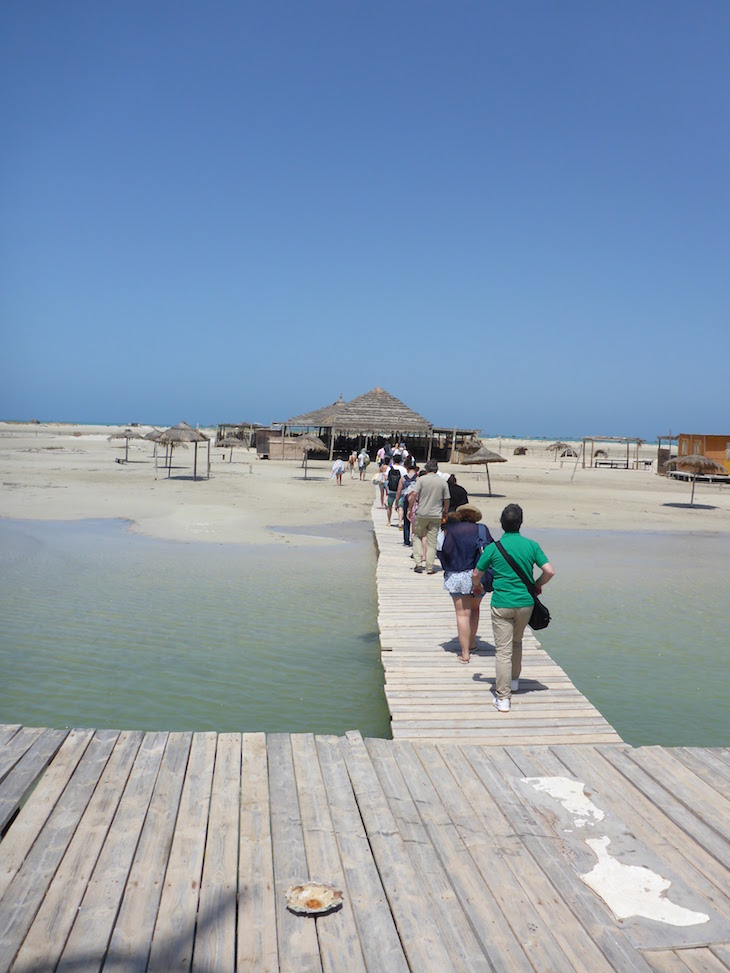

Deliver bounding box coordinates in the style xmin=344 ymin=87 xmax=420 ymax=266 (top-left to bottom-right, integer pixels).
xmin=1 ymin=422 xmax=729 ymax=543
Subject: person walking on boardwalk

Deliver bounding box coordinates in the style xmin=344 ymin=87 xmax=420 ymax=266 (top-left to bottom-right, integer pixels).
xmin=439 ymin=504 xmax=494 ymax=663
xmin=472 ymin=503 xmax=554 ymax=712
xmin=408 ymin=459 xmax=450 ymax=574
xmin=395 ymin=458 xmax=418 ymax=547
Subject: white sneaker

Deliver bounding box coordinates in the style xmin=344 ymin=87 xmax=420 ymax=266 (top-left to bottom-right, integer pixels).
xmin=511 ymin=679 xmax=519 ymax=692
xmin=493 ymin=697 xmax=511 ymax=713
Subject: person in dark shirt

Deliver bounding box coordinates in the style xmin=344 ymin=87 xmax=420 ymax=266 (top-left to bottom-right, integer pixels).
xmin=447 ymin=474 xmax=469 ymax=509
xmin=439 ymin=503 xmax=493 ymax=663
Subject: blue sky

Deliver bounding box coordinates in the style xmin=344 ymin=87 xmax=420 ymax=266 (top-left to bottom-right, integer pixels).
xmin=2 ymin=1 xmax=728 ymax=438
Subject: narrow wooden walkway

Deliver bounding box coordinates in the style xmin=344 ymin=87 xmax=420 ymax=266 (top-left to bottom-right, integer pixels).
xmin=372 ymin=506 xmax=623 ymax=745
xmin=2 ymin=724 xmax=730 ymax=972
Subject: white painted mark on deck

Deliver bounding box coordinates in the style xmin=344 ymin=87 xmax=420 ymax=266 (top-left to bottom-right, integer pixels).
xmin=581 ymin=836 xmax=710 ymax=926
xmin=522 ymin=776 xmax=605 ymax=827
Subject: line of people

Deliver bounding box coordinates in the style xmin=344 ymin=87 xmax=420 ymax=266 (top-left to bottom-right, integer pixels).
xmin=374 ymin=447 xmax=556 ymax=715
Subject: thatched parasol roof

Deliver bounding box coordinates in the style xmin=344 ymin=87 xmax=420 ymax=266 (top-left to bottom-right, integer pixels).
xmin=546 ymin=441 xmax=570 ymax=452
xmin=458 ymin=445 xmax=506 ymax=495
xmin=663 ymin=454 xmax=727 ymax=477
xmin=108 ymin=428 xmax=145 ymax=462
xmin=297 ymin=433 xmax=328 ymax=453
xmin=155 ymin=421 xmax=210 ymax=444
xmin=663 ymin=453 xmax=727 ymax=505
xmin=143 ymin=428 xmax=163 ymax=441
xmin=458 ymin=447 xmax=506 ymax=465
xmin=288 ymin=388 xmax=431 ymax=434
xmin=108 ymin=428 xmax=145 ymax=442
xmin=458 ymin=437 xmax=484 ymax=455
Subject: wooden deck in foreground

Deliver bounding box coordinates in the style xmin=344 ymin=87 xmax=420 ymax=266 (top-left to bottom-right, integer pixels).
xmin=1 ymin=725 xmax=730 ymax=972
xmin=372 ymin=507 xmax=623 ymax=745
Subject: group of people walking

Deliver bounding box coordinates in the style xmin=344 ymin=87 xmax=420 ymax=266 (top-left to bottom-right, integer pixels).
xmin=373 ymin=444 xmax=555 ymax=714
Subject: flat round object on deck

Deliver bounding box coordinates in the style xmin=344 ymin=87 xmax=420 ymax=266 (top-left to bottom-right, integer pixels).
xmin=285 ymin=881 xmax=343 ymax=915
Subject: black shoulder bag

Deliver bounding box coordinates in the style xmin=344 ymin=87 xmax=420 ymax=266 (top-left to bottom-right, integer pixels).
xmin=494 ymin=540 xmax=551 ymax=631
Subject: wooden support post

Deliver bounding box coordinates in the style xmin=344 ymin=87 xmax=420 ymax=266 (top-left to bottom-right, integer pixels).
xmin=329 ymin=428 xmax=335 ymax=461
xmin=426 ymin=428 xmax=433 ymax=461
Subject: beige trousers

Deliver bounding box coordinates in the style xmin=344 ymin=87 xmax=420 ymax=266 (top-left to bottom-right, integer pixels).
xmin=413 ymin=515 xmax=442 ymax=571
xmin=491 ymin=606 xmax=533 ymax=699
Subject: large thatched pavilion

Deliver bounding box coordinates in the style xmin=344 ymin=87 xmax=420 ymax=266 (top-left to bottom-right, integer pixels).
xmin=259 ymin=387 xmax=479 ymax=462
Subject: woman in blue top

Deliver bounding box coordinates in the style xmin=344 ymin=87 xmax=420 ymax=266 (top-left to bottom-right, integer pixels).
xmin=439 ymin=504 xmax=494 ymax=664
xmin=473 ymin=504 xmax=554 ymax=712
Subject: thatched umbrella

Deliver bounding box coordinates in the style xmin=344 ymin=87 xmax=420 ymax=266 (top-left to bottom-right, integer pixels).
xmin=663 ymin=454 xmax=728 ymax=506
xmin=458 ymin=446 xmax=507 ymax=496
xmin=218 ymin=435 xmax=247 ymax=463
xmin=513 ymin=446 xmax=528 ymax=455
xmin=458 ymin=436 xmax=484 ymax=455
xmin=297 ymin=433 xmax=328 ymax=479
xmin=108 ymin=428 xmax=145 ymax=462
xmin=546 ymin=441 xmax=570 ymax=462
xmin=155 ymin=421 xmax=210 ymax=480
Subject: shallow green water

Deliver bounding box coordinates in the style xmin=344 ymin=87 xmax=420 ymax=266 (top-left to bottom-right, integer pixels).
xmin=533 ymin=528 xmax=730 ymax=747
xmin=1 ymin=520 xmax=728 ymax=746
xmin=0 ymin=519 xmax=391 ymax=736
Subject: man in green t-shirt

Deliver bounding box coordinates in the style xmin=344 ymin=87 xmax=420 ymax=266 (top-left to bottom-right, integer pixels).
xmin=472 ymin=504 xmax=554 ymax=712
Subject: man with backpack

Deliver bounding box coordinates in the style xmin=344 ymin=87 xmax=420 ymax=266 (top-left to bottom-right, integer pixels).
xmin=395 ymin=458 xmax=418 ymax=544
xmin=385 ymin=453 xmax=407 ymax=527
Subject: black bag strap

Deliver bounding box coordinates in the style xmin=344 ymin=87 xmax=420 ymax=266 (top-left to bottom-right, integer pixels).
xmin=494 ymin=539 xmax=539 ymax=601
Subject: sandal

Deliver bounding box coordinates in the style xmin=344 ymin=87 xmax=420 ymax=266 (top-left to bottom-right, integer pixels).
xmin=457 ymin=657 xmax=470 ymax=664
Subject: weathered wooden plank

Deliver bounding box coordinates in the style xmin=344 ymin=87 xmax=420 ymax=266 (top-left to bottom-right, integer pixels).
xmin=147 ymin=731 xmax=217 ymax=973
xmin=238 ymin=732 xmax=278 ymax=973
xmin=0 ymin=727 xmax=44 ymax=784
xmin=672 ymin=748 xmax=730 ymax=797
xmin=640 ymin=949 xmax=695 ymax=972
xmin=291 ymin=734 xmax=367 ymax=973
xmin=267 ymin=733 xmax=322 ymax=973
xmin=463 ymin=745 xmax=655 ymax=972
xmin=394 ymin=739 xmax=557 ymax=972
xmin=627 ymin=747 xmax=730 ymax=837
xmin=598 ymin=746 xmax=730 ymax=871
xmin=0 ymin=727 xmax=22 ymax=750
xmin=0 ymin=727 xmax=68 ymax=834
xmin=342 ymin=731 xmax=456 ymax=972
xmin=0 ymin=728 xmax=94 ymax=902
xmin=45 ymin=732 xmax=168 ymax=973
xmin=441 ymin=743 xmax=620 ymax=973
xmin=315 ymin=735 xmax=408 ymax=973
xmin=365 ymin=738 xmax=491 ymax=973
xmin=192 ymin=732 xmax=241 ymax=973
xmin=0 ymin=729 xmax=136 ymax=972
xmin=102 ymin=732 xmax=193 ymax=973
xmin=546 ymin=745 xmax=730 ymax=917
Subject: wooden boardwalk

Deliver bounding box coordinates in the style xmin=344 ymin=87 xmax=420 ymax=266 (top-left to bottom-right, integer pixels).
xmin=372 ymin=507 xmax=623 ymax=745
xmin=2 ymin=724 xmax=730 ymax=971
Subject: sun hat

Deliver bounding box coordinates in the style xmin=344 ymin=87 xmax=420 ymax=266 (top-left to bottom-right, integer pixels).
xmin=452 ymin=503 xmax=483 ymax=523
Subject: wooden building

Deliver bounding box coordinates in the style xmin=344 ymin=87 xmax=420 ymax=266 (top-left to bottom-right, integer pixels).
xmin=678 ymin=432 xmax=730 ymax=473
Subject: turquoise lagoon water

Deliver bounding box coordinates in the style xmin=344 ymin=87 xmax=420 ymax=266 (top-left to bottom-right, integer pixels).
xmin=0 ymin=520 xmax=728 ymax=746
